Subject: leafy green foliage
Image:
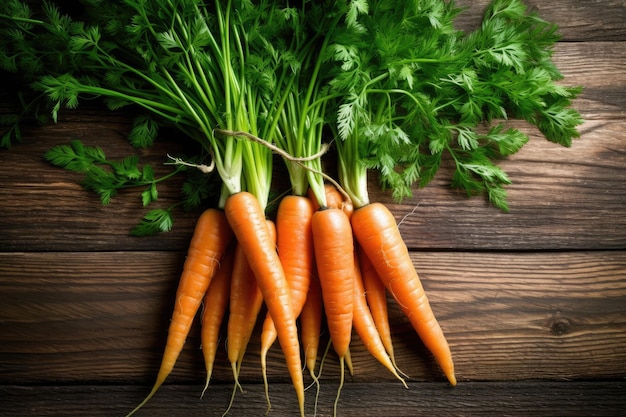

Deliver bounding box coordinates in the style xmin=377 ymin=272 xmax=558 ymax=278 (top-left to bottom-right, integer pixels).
xmin=43 ymin=140 xmax=219 ymax=235
xmin=130 ymin=208 xmax=174 ymax=236
xmin=45 ymin=140 xmax=155 ymax=205
xmin=328 ymin=0 xmax=583 ymax=209
xmin=0 ymin=113 xmax=21 ymax=148
xmin=128 ymin=115 xmax=159 ymax=149
xmin=1 ymin=0 xmax=583 ymax=217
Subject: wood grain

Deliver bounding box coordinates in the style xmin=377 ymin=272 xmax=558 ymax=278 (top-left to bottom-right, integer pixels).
xmin=452 ymin=0 xmax=626 ymax=41
xmin=1 ymin=251 xmax=624 ymax=384
xmin=1 ymin=381 xmax=625 ymax=417
xmin=0 ymin=1 xmax=624 ymax=416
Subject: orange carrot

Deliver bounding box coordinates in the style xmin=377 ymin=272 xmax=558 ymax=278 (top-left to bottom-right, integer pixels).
xmin=223 ymin=221 xmax=274 ymax=415
xmin=351 ymin=203 xmax=456 ymax=385
xmin=312 ymin=207 xmax=354 ymax=358
xmin=311 ymin=207 xmax=355 ymax=415
xmin=299 ymin=270 xmax=323 ymax=378
xmin=126 ymin=208 xmax=234 ymax=416
xmin=224 ymin=191 xmax=305 ymax=416
xmin=260 ymin=195 xmax=314 ymax=411
xmin=308 ymin=184 xmax=353 ymax=218
xmin=299 ymin=269 xmax=324 ymax=416
xmin=344 ymin=347 xmax=354 ymax=376
xmin=357 ymin=244 xmax=400 ymax=373
xmin=226 ymin=240 xmax=265 ymax=390
xmin=200 ymin=244 xmax=235 ymax=398
xmin=352 ymin=251 xmax=406 ymax=387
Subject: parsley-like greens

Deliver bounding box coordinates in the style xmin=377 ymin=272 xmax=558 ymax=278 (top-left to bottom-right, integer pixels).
xmin=0 ymin=0 xmax=583 ymax=229
xmin=43 ymin=139 xmax=220 ymax=235
xmin=327 ymin=0 xmax=582 ymax=211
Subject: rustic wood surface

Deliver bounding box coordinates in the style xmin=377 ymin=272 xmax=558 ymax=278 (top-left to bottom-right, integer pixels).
xmin=1 ymin=1 xmax=625 ymax=416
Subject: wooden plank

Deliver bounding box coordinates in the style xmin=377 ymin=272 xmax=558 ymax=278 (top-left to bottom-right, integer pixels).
xmin=0 ymin=40 xmax=624 ymax=250
xmin=1 ymin=381 xmax=624 ymax=417
xmin=2 ymin=119 xmax=624 ymax=251
xmin=1 ymin=251 xmax=624 ymax=384
xmin=553 ymin=42 xmax=626 ymax=118
xmin=451 ymin=0 xmax=626 ymax=41
xmin=378 ymin=120 xmax=626 ymax=251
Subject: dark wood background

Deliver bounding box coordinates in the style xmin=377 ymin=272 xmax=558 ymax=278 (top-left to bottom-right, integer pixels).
xmin=1 ymin=1 xmax=625 ymax=416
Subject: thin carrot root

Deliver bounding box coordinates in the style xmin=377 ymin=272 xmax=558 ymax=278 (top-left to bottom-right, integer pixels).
xmin=125 ymin=383 xmax=161 ymax=417
xmin=394 ymin=359 xmax=411 ymax=380
xmin=308 ymin=370 xmax=321 ymax=417
xmin=344 ymin=348 xmax=354 ymax=377
xmin=333 ymin=356 xmax=346 ymax=417
xmin=231 ymin=361 xmax=244 ymax=393
xmin=312 ymin=340 xmax=332 ymax=417
xmin=200 ymin=363 xmax=213 ymax=399
xmin=222 ymin=380 xmax=239 ymax=417
xmin=260 ymin=338 xmax=272 ymax=414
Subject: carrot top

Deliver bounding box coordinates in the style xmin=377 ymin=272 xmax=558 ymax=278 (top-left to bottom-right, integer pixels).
xmin=7 ymin=0 xmax=582 ymax=220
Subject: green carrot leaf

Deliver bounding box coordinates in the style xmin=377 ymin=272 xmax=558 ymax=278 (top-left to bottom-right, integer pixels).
xmin=130 ymin=208 xmax=174 ymax=236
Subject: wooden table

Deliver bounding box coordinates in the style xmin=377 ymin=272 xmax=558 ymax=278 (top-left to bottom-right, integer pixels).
xmin=1 ymin=1 xmax=625 ymax=415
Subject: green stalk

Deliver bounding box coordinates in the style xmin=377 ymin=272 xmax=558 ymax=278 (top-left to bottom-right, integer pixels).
xmin=336 ymin=124 xmax=369 ymax=209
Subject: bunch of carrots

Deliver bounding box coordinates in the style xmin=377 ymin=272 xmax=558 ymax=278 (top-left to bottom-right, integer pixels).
xmin=0 ymin=0 xmax=582 ymax=415
xmin=126 ymin=182 xmax=455 ymax=417
xmin=89 ymin=2 xmax=459 ymax=414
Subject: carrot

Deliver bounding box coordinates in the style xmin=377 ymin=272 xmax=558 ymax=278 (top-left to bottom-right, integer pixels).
xmin=126 ymin=208 xmax=234 ymax=416
xmin=352 ymin=251 xmax=407 ymax=387
xmin=275 ymin=195 xmax=315 ymax=318
xmin=357 ymin=244 xmax=401 ymax=374
xmin=223 ymin=220 xmax=276 ymax=415
xmin=311 ymin=207 xmax=355 ymax=415
xmin=300 ymin=271 xmax=323 ymax=378
xmin=308 ymin=183 xmax=353 ymax=218
xmin=226 ymin=240 xmax=265 ymax=391
xmin=350 ymin=202 xmax=456 ymax=385
xmin=224 ymin=191 xmax=305 ymax=416
xmin=200 ymin=244 xmax=235 ymax=398
xmin=260 ymin=195 xmax=314 ymax=412
xmin=344 ymin=347 xmax=354 ymax=377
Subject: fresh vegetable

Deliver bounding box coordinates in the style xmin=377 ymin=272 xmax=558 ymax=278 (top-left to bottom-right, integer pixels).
xmin=226 ymin=240 xmax=265 ymax=392
xmin=260 ymin=195 xmax=315 ymax=411
xmin=358 ymin=244 xmax=399 ymax=373
xmin=300 ymin=270 xmax=324 ymax=379
xmin=127 ymin=208 xmax=233 ymax=416
xmin=311 ymin=207 xmax=355 ymax=414
xmin=298 ymin=268 xmax=324 ymax=415
xmin=224 ymin=191 xmax=305 ymax=416
xmin=200 ymin=244 xmax=235 ymax=398
xmin=351 ymin=202 xmax=456 ymax=385
xmin=352 ymin=250 xmax=407 ymax=387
